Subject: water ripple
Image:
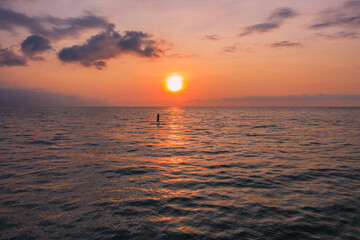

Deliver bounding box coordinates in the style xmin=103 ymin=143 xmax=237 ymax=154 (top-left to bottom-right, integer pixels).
xmin=0 ymin=107 xmax=359 ymax=239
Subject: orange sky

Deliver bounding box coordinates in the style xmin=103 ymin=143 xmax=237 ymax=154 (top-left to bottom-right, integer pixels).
xmin=0 ymin=0 xmax=360 ymax=106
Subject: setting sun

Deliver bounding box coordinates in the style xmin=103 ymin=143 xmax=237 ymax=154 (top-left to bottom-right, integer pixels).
xmin=165 ymin=74 xmax=185 ymax=93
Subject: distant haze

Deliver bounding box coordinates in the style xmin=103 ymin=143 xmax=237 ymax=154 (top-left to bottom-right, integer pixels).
xmin=187 ymin=94 xmax=360 ymax=107
xmin=0 ymin=87 xmax=108 ymax=107
xmin=1 ymin=87 xmax=360 ymax=107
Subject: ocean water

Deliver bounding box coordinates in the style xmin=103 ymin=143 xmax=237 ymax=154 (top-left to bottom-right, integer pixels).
xmin=0 ymin=107 xmax=359 ymax=240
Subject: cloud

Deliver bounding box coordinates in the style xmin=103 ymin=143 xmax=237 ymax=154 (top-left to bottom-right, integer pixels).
xmin=93 ymin=60 xmax=106 ymax=70
xmin=240 ymin=8 xmax=298 ymax=36
xmin=0 ymin=6 xmax=109 ymax=64
xmin=0 ymin=45 xmax=27 ymax=66
xmin=0 ymin=6 xmax=44 ymax=35
xmin=21 ymin=34 xmax=52 ymax=58
xmin=222 ymin=44 xmax=238 ymax=53
xmin=58 ymin=25 xmax=162 ymax=69
xmin=202 ymin=34 xmax=221 ymax=41
xmin=240 ymin=23 xmax=279 ymax=36
xmin=316 ymin=31 xmax=359 ymax=39
xmin=0 ymin=6 xmax=108 ymax=40
xmin=188 ymin=94 xmax=360 ymax=106
xmin=0 ymin=6 xmax=163 ymax=69
xmin=267 ymin=7 xmax=298 ymax=22
xmin=270 ymin=41 xmax=301 ymax=48
xmin=166 ymin=53 xmax=196 ymax=59
xmin=41 ymin=14 xmax=109 ymax=40
xmin=0 ymin=87 xmax=109 ymax=107
xmin=310 ymin=0 xmax=360 ymax=29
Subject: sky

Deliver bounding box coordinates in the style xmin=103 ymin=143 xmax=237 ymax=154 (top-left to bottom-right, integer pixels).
xmin=0 ymin=0 xmax=360 ymax=106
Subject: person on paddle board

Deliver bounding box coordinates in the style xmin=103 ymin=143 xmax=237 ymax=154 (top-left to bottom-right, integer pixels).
xmin=157 ymin=113 xmax=160 ymax=125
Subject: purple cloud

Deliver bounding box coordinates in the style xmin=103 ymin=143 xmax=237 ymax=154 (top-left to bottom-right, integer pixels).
xmin=58 ymin=25 xmax=163 ymax=69
xmin=240 ymin=8 xmax=298 ymax=36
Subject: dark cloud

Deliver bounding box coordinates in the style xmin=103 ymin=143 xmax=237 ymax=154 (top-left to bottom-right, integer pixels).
xmin=0 ymin=87 xmax=109 ymax=107
xmin=41 ymin=14 xmax=109 ymax=40
xmin=58 ymin=25 xmax=162 ymax=69
xmin=240 ymin=23 xmax=279 ymax=36
xmin=188 ymin=94 xmax=360 ymax=106
xmin=240 ymin=8 xmax=298 ymax=36
xmin=0 ymin=6 xmax=163 ymax=69
xmin=0 ymin=46 xmax=27 ymax=66
xmin=0 ymin=6 xmax=108 ymax=65
xmin=21 ymin=35 xmax=52 ymax=58
xmin=268 ymin=8 xmax=299 ymax=22
xmin=0 ymin=6 xmax=108 ymax=40
xmin=310 ymin=0 xmax=360 ymax=29
xmin=222 ymin=44 xmax=237 ymax=53
xmin=93 ymin=60 xmax=106 ymax=70
xmin=118 ymin=30 xmax=159 ymax=56
xmin=270 ymin=41 xmax=301 ymax=48
xmin=316 ymin=31 xmax=359 ymax=39
xmin=0 ymin=6 xmax=43 ymax=33
xmin=202 ymin=35 xmax=221 ymax=41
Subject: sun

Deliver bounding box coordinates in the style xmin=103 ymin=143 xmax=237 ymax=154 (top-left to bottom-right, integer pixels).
xmin=165 ymin=74 xmax=185 ymax=93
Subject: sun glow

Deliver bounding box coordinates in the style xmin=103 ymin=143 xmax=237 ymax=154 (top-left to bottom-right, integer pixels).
xmin=165 ymin=74 xmax=185 ymax=93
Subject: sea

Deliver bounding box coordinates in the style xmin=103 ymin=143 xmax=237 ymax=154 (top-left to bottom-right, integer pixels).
xmin=0 ymin=107 xmax=359 ymax=239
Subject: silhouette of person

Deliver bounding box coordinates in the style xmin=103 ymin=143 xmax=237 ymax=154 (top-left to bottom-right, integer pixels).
xmin=157 ymin=113 xmax=160 ymax=125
